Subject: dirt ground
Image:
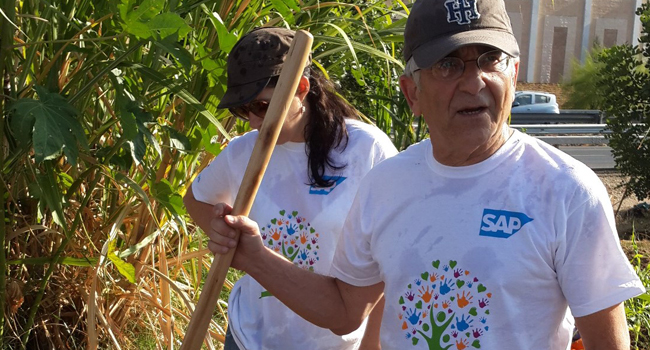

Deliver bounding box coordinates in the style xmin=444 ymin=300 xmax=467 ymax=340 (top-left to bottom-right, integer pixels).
xmin=598 ymin=172 xmax=650 ymax=266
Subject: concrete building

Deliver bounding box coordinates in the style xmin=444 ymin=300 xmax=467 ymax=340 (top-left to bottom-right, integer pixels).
xmin=505 ymin=0 xmax=647 ymax=83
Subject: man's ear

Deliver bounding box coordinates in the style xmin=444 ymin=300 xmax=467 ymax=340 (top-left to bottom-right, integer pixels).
xmin=512 ymin=60 xmax=520 ymax=88
xmin=399 ymin=75 xmax=422 ymax=116
xmin=297 ymin=76 xmax=310 ymax=101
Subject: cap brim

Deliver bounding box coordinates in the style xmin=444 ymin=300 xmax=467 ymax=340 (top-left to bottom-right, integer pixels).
xmin=412 ymin=29 xmax=520 ymax=68
xmin=217 ymin=77 xmax=271 ymax=109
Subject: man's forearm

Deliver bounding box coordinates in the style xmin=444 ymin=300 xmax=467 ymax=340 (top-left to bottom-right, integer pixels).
xmin=245 ymin=246 xmax=363 ymax=332
xmin=575 ymin=303 xmax=630 ymax=350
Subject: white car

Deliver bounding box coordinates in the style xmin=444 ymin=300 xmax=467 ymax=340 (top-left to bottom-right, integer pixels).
xmin=511 ymin=91 xmax=560 ymax=114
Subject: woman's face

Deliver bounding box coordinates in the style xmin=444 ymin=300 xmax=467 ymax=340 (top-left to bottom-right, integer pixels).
xmin=246 ymin=78 xmax=310 ymax=144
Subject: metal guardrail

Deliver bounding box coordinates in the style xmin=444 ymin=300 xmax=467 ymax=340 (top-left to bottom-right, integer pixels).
xmin=512 ymin=124 xmax=609 ymax=135
xmin=410 ymin=110 xmax=637 ymax=146
xmin=511 ymin=110 xmax=602 ymax=124
xmin=510 ymin=123 xmax=609 ymax=146
xmin=512 ymin=123 xmax=648 ymax=145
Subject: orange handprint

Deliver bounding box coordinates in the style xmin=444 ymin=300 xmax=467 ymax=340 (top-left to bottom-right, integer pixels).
xmin=456 ymin=338 xmax=469 ymax=350
xmin=270 ymin=228 xmax=281 ymax=241
xmin=429 ymin=272 xmax=439 ymax=282
xmin=457 ymin=291 xmax=473 ymax=308
xmin=442 ymin=300 xmax=450 ymax=309
xmin=300 ymin=233 xmax=308 ymax=244
xmin=418 ymin=285 xmax=433 ymax=303
xmin=290 ymin=238 xmax=296 ymax=246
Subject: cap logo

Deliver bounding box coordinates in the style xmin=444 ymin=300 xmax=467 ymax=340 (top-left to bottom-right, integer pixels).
xmin=445 ymin=0 xmax=480 ymax=25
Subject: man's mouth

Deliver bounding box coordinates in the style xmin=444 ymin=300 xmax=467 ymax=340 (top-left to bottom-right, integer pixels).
xmin=457 ymin=107 xmax=487 ymax=115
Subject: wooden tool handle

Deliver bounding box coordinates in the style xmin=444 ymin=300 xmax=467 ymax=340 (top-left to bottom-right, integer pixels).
xmin=180 ymin=29 xmax=314 ymax=350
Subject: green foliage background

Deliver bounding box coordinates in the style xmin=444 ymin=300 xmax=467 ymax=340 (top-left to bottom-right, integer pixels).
xmin=0 ymin=0 xmax=425 ymax=348
xmin=564 ymin=3 xmax=650 ymax=202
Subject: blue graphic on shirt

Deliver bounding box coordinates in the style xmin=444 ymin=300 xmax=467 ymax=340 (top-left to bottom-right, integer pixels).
xmin=309 ymin=176 xmax=346 ymax=195
xmin=479 ymin=209 xmax=533 ymax=238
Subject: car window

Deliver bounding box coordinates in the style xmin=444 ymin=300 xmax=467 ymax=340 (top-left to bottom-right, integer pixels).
xmin=535 ymin=95 xmax=550 ymax=104
xmin=514 ymin=94 xmax=532 ymax=106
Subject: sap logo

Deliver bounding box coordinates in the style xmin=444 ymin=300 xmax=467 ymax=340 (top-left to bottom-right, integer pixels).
xmin=479 ymin=209 xmax=533 ymax=239
xmin=309 ymin=176 xmax=346 ymax=195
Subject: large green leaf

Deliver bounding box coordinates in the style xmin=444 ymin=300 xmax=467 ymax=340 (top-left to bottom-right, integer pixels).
xmin=270 ymin=0 xmax=294 ymax=24
xmin=119 ymin=0 xmax=191 ymax=40
xmin=115 ymin=90 xmax=139 ymax=141
xmin=127 ymin=101 xmax=160 ymax=164
xmin=200 ymin=5 xmax=238 ymax=54
xmin=155 ymin=36 xmax=193 ymax=70
xmin=164 ymin=126 xmax=192 ymax=153
xmin=200 ymin=123 xmax=223 ymax=157
xmin=107 ymin=240 xmax=136 ymax=284
xmin=10 ymin=86 xmax=88 ymax=165
xmin=117 ymin=231 xmax=160 ymax=259
xmin=111 ymin=74 xmax=162 ymax=164
xmin=151 ymin=179 xmax=187 ymax=217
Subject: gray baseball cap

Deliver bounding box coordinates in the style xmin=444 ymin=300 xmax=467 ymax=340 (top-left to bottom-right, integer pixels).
xmin=218 ymin=27 xmax=296 ymax=109
xmin=403 ymin=0 xmax=520 ymax=69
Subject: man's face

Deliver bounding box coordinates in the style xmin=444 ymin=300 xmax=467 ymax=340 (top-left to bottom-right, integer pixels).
xmin=401 ymin=45 xmax=519 ymax=166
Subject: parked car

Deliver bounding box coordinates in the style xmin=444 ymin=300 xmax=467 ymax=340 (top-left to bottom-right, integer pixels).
xmin=511 ymin=91 xmax=560 ymax=114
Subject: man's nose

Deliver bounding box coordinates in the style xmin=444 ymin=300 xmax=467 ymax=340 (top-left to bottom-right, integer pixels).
xmin=457 ymin=63 xmax=487 ymax=95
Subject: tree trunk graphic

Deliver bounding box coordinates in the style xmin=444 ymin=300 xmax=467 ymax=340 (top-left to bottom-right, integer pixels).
xmin=399 ymin=260 xmax=491 ymax=349
xmin=417 ymin=311 xmax=455 ymax=350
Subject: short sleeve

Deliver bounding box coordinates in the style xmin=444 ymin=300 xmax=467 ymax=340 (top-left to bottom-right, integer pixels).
xmin=191 ymin=136 xmax=247 ymax=206
xmin=555 ymin=173 xmax=645 ymax=317
xmin=330 ymin=181 xmax=383 ymax=286
xmin=369 ymin=126 xmax=398 ymax=166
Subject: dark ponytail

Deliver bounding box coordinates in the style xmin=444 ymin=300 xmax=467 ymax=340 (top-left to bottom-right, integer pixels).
xmin=266 ymin=67 xmax=358 ymax=187
xmin=303 ymin=67 xmax=358 ymax=187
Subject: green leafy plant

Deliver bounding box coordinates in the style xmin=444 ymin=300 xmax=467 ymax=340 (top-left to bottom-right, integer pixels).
xmin=562 ymin=43 xmax=605 ymax=110
xmin=563 ymin=3 xmax=650 ymax=201
xmin=625 ymin=232 xmax=650 ymax=350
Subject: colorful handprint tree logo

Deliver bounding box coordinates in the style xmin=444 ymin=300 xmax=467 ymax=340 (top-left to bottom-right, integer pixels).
xmin=260 ymin=210 xmax=320 ymax=271
xmin=398 ymin=260 xmax=492 ymax=349
xmin=258 ymin=210 xmax=320 ymax=298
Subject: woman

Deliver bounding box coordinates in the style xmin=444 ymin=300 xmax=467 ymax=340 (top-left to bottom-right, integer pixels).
xmin=184 ymin=27 xmax=396 ymax=350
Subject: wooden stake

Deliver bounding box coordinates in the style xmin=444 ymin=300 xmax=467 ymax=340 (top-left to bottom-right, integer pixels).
xmin=180 ymin=30 xmax=314 ymax=350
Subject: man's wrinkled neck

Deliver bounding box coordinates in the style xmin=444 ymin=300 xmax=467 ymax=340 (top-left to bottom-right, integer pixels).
xmin=431 ymin=124 xmax=513 ymax=167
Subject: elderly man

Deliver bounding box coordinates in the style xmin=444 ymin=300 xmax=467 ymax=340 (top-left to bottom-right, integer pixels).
xmin=208 ymin=0 xmax=646 ymax=348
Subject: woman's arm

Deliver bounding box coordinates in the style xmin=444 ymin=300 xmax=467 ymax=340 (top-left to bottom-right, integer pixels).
xmin=183 ymin=183 xmax=218 ymax=234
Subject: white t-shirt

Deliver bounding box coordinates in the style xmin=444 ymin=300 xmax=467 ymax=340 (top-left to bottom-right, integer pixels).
xmin=192 ymin=119 xmax=398 ymax=350
xmin=331 ymin=129 xmax=645 ymax=350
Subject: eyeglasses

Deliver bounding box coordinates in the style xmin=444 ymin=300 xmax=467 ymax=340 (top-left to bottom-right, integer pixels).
xmin=229 ymin=100 xmax=270 ymax=121
xmin=420 ymin=50 xmax=511 ymax=81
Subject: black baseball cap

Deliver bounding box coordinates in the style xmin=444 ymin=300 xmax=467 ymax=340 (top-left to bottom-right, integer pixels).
xmin=403 ymin=0 xmax=520 ymax=68
xmin=218 ymin=27 xmax=296 ymax=109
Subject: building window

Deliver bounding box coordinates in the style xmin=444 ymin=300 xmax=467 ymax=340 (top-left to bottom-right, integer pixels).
xmin=551 ymin=27 xmax=568 ymax=83
xmin=604 ymin=28 xmax=618 ymax=48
